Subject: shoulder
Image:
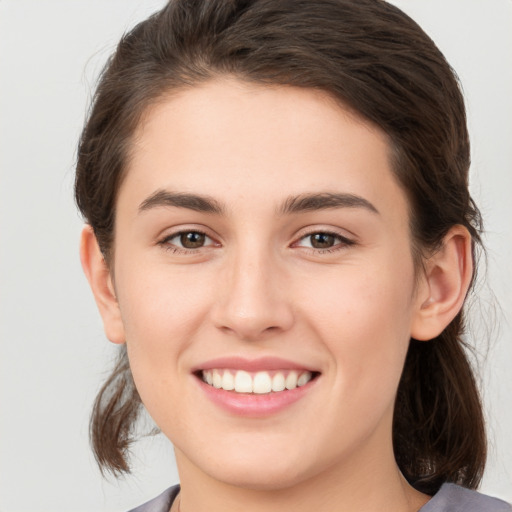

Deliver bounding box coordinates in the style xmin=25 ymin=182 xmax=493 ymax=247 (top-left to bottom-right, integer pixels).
xmin=124 ymin=483 xmax=511 ymax=512
xmin=127 ymin=485 xmax=180 ymax=512
xmin=420 ymin=483 xmax=511 ymax=512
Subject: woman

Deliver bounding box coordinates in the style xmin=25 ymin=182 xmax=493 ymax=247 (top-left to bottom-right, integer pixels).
xmin=76 ymin=0 xmax=511 ymax=510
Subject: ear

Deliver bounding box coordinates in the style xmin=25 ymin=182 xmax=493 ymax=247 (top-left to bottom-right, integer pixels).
xmin=80 ymin=225 xmax=125 ymax=344
xmin=411 ymin=225 xmax=473 ymax=341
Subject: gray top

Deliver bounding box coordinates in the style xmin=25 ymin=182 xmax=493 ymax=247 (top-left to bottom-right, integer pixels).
xmin=128 ymin=483 xmax=511 ymax=512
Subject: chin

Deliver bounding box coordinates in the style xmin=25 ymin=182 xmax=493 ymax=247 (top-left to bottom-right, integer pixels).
xmin=184 ymin=440 xmax=325 ymax=492
xmin=209 ymin=462 xmax=311 ymax=492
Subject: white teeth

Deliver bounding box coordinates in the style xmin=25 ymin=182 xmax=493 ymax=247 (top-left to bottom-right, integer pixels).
xmin=201 ymin=369 xmax=314 ymax=394
xmin=271 ymin=373 xmax=286 ymax=392
xmin=212 ymin=369 xmax=222 ymax=388
xmin=222 ymin=371 xmax=235 ymax=391
xmin=234 ymin=370 xmax=253 ymax=393
xmin=253 ymin=372 xmax=272 ymax=394
xmin=285 ymin=371 xmax=298 ymax=390
xmin=297 ymin=371 xmax=312 ymax=387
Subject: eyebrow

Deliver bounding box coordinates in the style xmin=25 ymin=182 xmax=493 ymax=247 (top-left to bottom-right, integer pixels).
xmin=279 ymin=192 xmax=379 ymax=216
xmin=138 ymin=189 xmax=378 ymax=216
xmin=139 ymin=190 xmax=224 ymax=215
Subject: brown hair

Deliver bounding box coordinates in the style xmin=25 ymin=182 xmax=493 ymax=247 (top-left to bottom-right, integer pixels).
xmin=75 ymin=0 xmax=486 ymax=494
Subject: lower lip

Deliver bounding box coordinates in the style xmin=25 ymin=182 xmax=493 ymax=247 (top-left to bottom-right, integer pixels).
xmin=196 ymin=376 xmax=319 ymax=417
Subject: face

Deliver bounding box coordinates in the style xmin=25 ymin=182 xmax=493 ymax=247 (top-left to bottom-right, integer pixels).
xmin=108 ymin=79 xmax=425 ymax=489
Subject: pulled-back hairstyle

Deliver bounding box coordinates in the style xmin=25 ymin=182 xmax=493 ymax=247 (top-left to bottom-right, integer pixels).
xmin=75 ymin=0 xmax=486 ymax=494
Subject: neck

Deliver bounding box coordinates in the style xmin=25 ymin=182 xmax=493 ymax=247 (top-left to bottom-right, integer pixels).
xmin=174 ymin=435 xmax=429 ymax=512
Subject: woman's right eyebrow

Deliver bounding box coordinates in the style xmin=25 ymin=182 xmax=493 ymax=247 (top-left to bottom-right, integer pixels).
xmin=138 ymin=189 xmax=225 ymax=215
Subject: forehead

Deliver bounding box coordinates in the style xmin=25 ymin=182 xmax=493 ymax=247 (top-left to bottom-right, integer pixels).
xmin=121 ymin=78 xmax=408 ymax=225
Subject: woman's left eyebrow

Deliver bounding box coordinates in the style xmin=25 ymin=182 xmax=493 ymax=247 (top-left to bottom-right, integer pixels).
xmin=278 ymin=192 xmax=379 ymax=215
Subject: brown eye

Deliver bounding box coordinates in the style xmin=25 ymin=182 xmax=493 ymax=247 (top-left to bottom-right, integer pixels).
xmin=160 ymin=230 xmax=217 ymax=253
xmin=294 ymin=231 xmax=354 ymax=252
xmin=180 ymin=231 xmax=206 ymax=248
xmin=310 ymin=233 xmax=336 ymax=249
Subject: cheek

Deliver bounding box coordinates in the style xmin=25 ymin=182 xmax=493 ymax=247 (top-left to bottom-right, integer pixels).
xmin=116 ymin=255 xmax=211 ymax=335
xmin=118 ymin=266 xmax=216 ymax=432
xmin=303 ymin=261 xmax=415 ymax=411
xmin=114 ymin=257 xmax=213 ymax=389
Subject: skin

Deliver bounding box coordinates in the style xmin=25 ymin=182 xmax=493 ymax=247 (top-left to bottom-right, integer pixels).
xmin=81 ymin=78 xmax=473 ymax=512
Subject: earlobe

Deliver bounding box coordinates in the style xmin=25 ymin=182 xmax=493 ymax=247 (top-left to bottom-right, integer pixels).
xmin=411 ymin=226 xmax=473 ymax=341
xmin=80 ymin=225 xmax=126 ymax=344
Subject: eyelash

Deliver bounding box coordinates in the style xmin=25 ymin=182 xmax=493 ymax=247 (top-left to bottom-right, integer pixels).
xmin=293 ymin=230 xmax=355 ymax=255
xmin=157 ymin=229 xmax=355 ymax=255
xmin=158 ymin=230 xmax=216 ymax=254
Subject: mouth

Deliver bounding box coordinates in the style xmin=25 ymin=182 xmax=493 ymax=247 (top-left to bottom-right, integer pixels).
xmin=197 ymin=369 xmax=319 ymax=394
xmin=193 ymin=357 xmax=321 ymax=416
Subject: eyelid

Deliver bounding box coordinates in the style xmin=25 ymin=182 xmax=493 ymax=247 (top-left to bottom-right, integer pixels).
xmin=167 ymin=231 xmax=215 ymax=246
xmin=292 ymin=227 xmax=356 ymax=251
xmin=157 ymin=225 xmax=221 ymax=252
xmin=155 ymin=224 xmax=355 ymax=253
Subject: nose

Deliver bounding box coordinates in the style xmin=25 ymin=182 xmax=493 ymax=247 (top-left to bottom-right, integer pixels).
xmin=210 ymin=249 xmax=295 ymax=341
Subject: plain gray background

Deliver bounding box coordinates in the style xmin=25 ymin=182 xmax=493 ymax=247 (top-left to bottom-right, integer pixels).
xmin=0 ymin=0 xmax=511 ymax=510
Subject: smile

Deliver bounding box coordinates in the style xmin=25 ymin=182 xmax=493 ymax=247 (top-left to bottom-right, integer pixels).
xmin=201 ymin=369 xmax=315 ymax=394
xmin=194 ymin=357 xmax=320 ymax=416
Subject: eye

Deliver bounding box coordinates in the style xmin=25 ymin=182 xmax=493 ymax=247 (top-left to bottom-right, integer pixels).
xmin=160 ymin=230 xmax=216 ymax=251
xmin=177 ymin=231 xmax=207 ymax=249
xmin=295 ymin=231 xmax=354 ymax=251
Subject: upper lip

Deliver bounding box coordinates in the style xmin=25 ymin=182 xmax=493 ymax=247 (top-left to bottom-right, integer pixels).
xmin=193 ymin=356 xmax=319 ymax=373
